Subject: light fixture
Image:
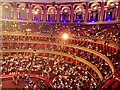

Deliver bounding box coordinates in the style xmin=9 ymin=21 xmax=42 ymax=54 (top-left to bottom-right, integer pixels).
xmin=33 ymin=11 xmax=38 ymax=14
xmin=22 ymin=7 xmax=25 ymax=10
xmin=94 ymin=6 xmax=97 ymax=10
xmin=62 ymin=33 xmax=69 ymax=40
xmin=5 ymin=5 xmax=8 ymax=8
xmin=110 ymin=3 xmax=114 ymax=6
xmin=63 ymin=20 xmax=66 ymax=23
xmin=64 ymin=9 xmax=68 ymax=12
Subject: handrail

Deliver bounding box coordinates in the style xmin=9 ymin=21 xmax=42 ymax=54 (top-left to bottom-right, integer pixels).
xmin=3 ymin=40 xmax=115 ymax=74
xmin=99 ymin=67 xmax=120 ymax=88
xmin=0 ymin=74 xmax=53 ymax=88
xmin=1 ymin=49 xmax=103 ymax=81
xmin=2 ymin=31 xmax=120 ymax=49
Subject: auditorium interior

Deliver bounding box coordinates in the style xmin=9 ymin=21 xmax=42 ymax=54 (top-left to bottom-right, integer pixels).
xmin=0 ymin=0 xmax=120 ymax=89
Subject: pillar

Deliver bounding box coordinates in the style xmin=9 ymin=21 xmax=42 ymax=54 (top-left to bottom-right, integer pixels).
xmin=70 ymin=4 xmax=74 ymax=23
xmin=57 ymin=5 xmax=60 ymax=22
xmin=28 ymin=3 xmax=32 ymax=21
xmin=100 ymin=2 xmax=105 ymax=21
xmin=43 ymin=4 xmax=47 ymax=22
xmin=13 ymin=2 xmax=17 ymax=20
xmin=85 ymin=2 xmax=89 ymax=22
xmin=118 ymin=1 xmax=120 ymax=21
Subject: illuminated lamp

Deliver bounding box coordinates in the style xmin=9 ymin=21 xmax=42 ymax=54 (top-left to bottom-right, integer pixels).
xmin=36 ymin=9 xmax=39 ymax=11
xmin=33 ymin=11 xmax=38 ymax=14
xmin=107 ymin=18 xmax=112 ymax=21
xmin=94 ymin=6 xmax=97 ymax=10
xmin=90 ymin=17 xmax=96 ymax=22
xmin=26 ymin=28 xmax=31 ymax=32
xmin=50 ymin=20 xmax=53 ymax=23
xmin=34 ymin=18 xmax=40 ymax=22
xmin=63 ymin=20 xmax=67 ymax=23
xmin=5 ymin=5 xmax=8 ymax=8
xmin=4 ymin=16 xmax=8 ymax=19
xmin=77 ymin=20 xmax=80 ymax=23
xmin=21 ymin=7 xmax=25 ymax=10
xmin=106 ymin=17 xmax=112 ymax=21
xmin=110 ymin=3 xmax=115 ymax=6
xmin=19 ymin=17 xmax=25 ymax=20
xmin=48 ymin=19 xmax=53 ymax=22
xmin=64 ymin=9 xmax=68 ymax=13
xmin=62 ymin=33 xmax=69 ymax=40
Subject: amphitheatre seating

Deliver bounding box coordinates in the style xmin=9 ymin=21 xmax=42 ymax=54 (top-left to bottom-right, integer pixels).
xmin=1 ymin=24 xmax=120 ymax=89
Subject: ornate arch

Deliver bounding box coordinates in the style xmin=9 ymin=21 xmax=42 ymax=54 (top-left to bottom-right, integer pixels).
xmin=2 ymin=3 xmax=13 ymax=19
xmin=17 ymin=3 xmax=28 ymax=20
xmin=32 ymin=5 xmax=43 ymax=21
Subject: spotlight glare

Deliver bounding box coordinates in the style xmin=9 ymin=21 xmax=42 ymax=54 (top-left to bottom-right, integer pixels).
xmin=62 ymin=33 xmax=69 ymax=40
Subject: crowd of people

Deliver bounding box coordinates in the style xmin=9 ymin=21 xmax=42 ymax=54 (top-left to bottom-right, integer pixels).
xmin=70 ymin=25 xmax=120 ymax=44
xmin=1 ymin=54 xmax=99 ymax=89
xmin=10 ymin=74 xmax=52 ymax=89
xmin=1 ymin=23 xmax=120 ymax=89
xmin=2 ymin=33 xmax=119 ymax=77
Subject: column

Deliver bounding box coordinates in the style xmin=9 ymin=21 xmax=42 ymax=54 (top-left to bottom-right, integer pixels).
xmin=0 ymin=2 xmax=2 ymax=34
xmin=88 ymin=10 xmax=91 ymax=22
xmin=0 ymin=2 xmax=2 ymax=19
xmin=118 ymin=1 xmax=120 ymax=21
xmin=85 ymin=2 xmax=89 ymax=22
xmin=104 ymin=8 xmax=107 ymax=21
xmin=43 ymin=4 xmax=47 ymax=22
xmin=99 ymin=2 xmax=105 ymax=21
xmin=57 ymin=4 xmax=60 ymax=22
xmin=29 ymin=3 xmax=32 ymax=21
xmin=70 ymin=4 xmax=74 ymax=23
xmin=13 ymin=2 xmax=17 ymax=20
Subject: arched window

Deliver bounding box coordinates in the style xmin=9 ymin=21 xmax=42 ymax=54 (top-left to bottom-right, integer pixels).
xmin=89 ymin=3 xmax=100 ymax=22
xmin=47 ymin=6 xmax=57 ymax=22
xmin=74 ymin=4 xmax=85 ymax=22
xmin=105 ymin=2 xmax=118 ymax=21
xmin=32 ymin=5 xmax=43 ymax=21
xmin=17 ymin=4 xmax=28 ymax=20
xmin=60 ymin=6 xmax=71 ymax=22
xmin=2 ymin=3 xmax=13 ymax=19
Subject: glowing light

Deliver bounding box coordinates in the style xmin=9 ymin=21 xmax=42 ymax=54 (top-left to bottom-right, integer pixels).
xmin=4 ymin=16 xmax=8 ymax=19
xmin=22 ymin=7 xmax=25 ymax=10
xmin=63 ymin=20 xmax=67 ymax=23
xmin=34 ymin=18 xmax=40 ymax=22
xmin=77 ymin=20 xmax=80 ymax=23
xmin=19 ymin=17 xmax=25 ymax=20
xmin=108 ymin=12 xmax=110 ymax=14
xmin=79 ymin=8 xmax=82 ymax=12
xmin=26 ymin=28 xmax=31 ymax=32
xmin=50 ymin=20 xmax=53 ymax=22
xmin=92 ymin=21 xmax=95 ymax=22
xmin=36 ymin=9 xmax=39 ymax=11
xmin=5 ymin=5 xmax=8 ymax=8
xmin=51 ymin=9 xmax=53 ymax=12
xmin=62 ymin=33 xmax=69 ymax=40
xmin=64 ymin=9 xmax=68 ymax=12
xmin=94 ymin=6 xmax=97 ymax=10
xmin=110 ymin=3 xmax=114 ymax=6
xmin=33 ymin=11 xmax=38 ymax=14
